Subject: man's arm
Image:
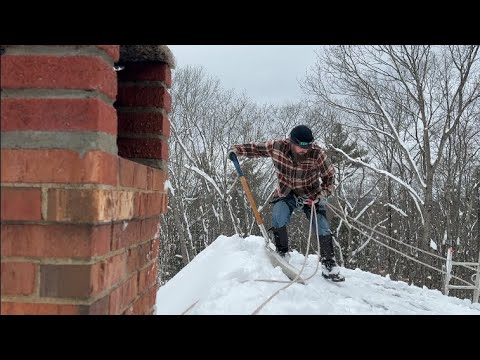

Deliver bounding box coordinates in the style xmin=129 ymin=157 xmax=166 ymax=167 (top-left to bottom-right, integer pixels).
xmin=230 ymin=140 xmax=275 ymax=159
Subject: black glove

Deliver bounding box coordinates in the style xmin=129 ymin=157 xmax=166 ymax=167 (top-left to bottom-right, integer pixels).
xmin=228 ymin=150 xmax=237 ymax=162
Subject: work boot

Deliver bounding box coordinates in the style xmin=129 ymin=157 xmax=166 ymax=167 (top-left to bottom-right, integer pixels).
xmin=319 ymin=234 xmax=344 ymax=281
xmin=272 ymin=226 xmax=289 ymax=257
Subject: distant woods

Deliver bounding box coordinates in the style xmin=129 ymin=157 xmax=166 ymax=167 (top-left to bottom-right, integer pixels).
xmin=159 ymin=46 xmax=480 ymax=302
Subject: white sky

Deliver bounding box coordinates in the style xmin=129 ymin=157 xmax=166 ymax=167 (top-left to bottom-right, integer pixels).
xmin=155 ymin=235 xmax=480 ymax=315
xmin=167 ymin=45 xmax=322 ymax=105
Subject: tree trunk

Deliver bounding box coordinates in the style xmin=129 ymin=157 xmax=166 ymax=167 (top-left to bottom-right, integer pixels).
xmin=170 ymin=190 xmax=191 ymax=266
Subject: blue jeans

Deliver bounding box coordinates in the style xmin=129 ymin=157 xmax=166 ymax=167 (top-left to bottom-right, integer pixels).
xmin=271 ymin=192 xmax=331 ymax=236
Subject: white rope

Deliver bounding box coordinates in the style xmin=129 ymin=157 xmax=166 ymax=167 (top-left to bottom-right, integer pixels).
xmin=451 ymin=262 xmax=478 ymax=272
xmin=241 ymin=279 xmax=295 ymax=284
xmin=302 ymin=209 xmax=323 ymax=282
xmin=327 ymin=204 xmax=474 ymax=287
xmin=328 ymin=203 xmax=446 ymax=261
xmin=181 ymin=300 xmax=200 ymax=315
xmin=251 ymin=201 xmax=321 ymax=315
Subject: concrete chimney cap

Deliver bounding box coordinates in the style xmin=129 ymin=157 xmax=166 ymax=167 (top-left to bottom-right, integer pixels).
xmin=119 ymin=45 xmax=176 ymax=69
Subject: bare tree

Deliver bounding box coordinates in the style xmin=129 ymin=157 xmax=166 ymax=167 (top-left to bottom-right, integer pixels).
xmin=302 ymin=45 xmax=479 ymax=244
xmin=160 ymin=66 xmax=275 ymax=282
xmin=160 ymin=49 xmax=479 ymax=301
xmin=302 ymin=45 xmax=480 ymax=293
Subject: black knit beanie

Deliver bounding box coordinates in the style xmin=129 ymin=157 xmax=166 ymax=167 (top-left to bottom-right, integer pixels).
xmin=290 ymin=125 xmax=314 ymax=148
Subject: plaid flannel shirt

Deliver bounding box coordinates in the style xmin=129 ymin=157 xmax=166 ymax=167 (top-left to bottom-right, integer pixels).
xmin=232 ymin=139 xmax=335 ymax=200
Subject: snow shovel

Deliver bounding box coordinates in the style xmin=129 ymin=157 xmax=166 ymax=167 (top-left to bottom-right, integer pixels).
xmin=229 ymin=152 xmax=306 ymax=284
xmin=229 ymin=152 xmax=271 ymax=241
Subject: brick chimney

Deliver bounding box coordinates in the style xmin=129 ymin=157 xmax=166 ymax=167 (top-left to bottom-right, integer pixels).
xmin=1 ymin=45 xmax=172 ymax=314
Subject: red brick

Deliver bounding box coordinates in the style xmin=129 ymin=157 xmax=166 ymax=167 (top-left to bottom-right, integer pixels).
xmin=142 ymin=217 xmax=161 ymax=242
xmin=96 ymin=45 xmax=120 ymax=62
xmin=118 ymin=138 xmax=168 ymax=160
xmin=126 ymin=245 xmax=140 ymax=274
xmin=40 ymin=264 xmax=92 ymax=298
xmin=152 ymin=170 xmax=167 ymax=191
xmin=148 ymin=285 xmax=158 ymax=310
xmin=1 ymin=98 xmax=117 ymax=134
xmin=90 ymin=262 xmax=106 ymax=294
xmin=0 ymin=302 xmax=81 ymax=315
xmin=138 ymin=262 xmax=157 ymax=293
xmin=82 ymin=294 xmax=110 ymax=315
xmin=47 ymin=188 xmax=134 ymax=223
xmin=134 ymin=192 xmax=165 ymax=218
xmin=1 ymin=149 xmax=118 ymax=185
xmin=132 ymin=163 xmax=148 ymax=189
xmin=125 ymin=285 xmax=156 ymax=315
xmin=1 ymin=187 xmax=41 ymax=221
xmin=110 ymin=275 xmax=138 ymax=314
xmin=118 ymin=158 xmax=148 ymax=189
xmin=117 ymin=86 xmax=171 ymax=111
xmin=1 ymin=55 xmax=117 ymax=100
xmin=127 ymin=242 xmax=154 ymax=274
xmin=103 ymin=253 xmax=127 ymax=290
xmin=146 ymin=167 xmax=154 ymax=190
xmin=118 ymin=63 xmax=171 ymax=87
xmin=118 ymin=158 xmax=135 ymax=188
xmin=152 ymin=238 xmax=160 ymax=259
xmin=1 ymin=262 xmax=36 ymax=296
xmin=117 ymin=111 xmax=170 ymax=137
xmin=111 ymin=219 xmax=142 ymax=250
xmin=124 ymin=291 xmax=147 ymax=315
xmin=153 ymin=261 xmax=158 ymax=281
xmin=160 ymin=192 xmax=168 ymax=214
xmin=90 ymin=254 xmax=127 ymax=295
xmin=1 ymin=223 xmax=111 ymax=258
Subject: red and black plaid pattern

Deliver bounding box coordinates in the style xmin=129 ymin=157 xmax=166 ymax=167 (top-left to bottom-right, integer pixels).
xmin=232 ymin=139 xmax=335 ymax=200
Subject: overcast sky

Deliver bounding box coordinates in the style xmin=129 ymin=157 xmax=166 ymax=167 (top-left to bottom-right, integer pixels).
xmin=168 ymin=45 xmax=322 ymax=105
